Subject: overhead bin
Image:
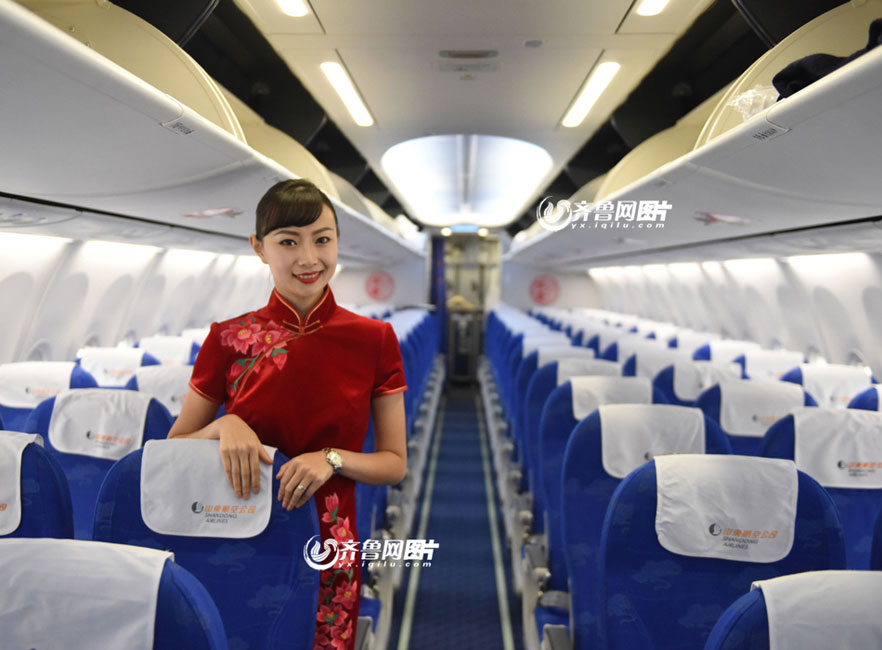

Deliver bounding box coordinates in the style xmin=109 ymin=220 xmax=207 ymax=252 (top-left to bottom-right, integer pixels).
xmin=17 ymin=0 xmax=244 ymax=141
xmin=506 ymin=0 xmax=882 ymax=269
xmin=0 ymin=0 xmax=423 ymax=261
xmin=596 ymin=84 xmax=730 ymax=199
xmin=696 ymin=0 xmax=881 ymax=148
xmin=218 ymin=85 xmax=340 ymax=202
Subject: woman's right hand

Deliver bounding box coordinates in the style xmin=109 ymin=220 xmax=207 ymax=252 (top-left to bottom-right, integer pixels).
xmin=217 ymin=414 xmax=274 ymax=499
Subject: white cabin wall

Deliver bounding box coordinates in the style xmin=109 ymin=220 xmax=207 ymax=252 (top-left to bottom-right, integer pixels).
xmin=331 ymin=258 xmax=428 ymax=307
xmin=0 ymin=231 xmax=273 ymax=364
xmin=590 ymin=252 xmax=882 ymax=377
xmin=501 ymin=261 xmax=602 ymax=311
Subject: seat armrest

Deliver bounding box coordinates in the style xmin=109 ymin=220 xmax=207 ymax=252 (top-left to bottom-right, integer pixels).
xmin=353 ymin=616 xmax=373 ymax=650
xmin=542 ymin=624 xmax=571 ymax=650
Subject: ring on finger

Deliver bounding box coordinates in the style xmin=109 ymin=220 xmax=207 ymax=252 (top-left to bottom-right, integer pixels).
xmin=297 ymin=484 xmax=306 ymax=491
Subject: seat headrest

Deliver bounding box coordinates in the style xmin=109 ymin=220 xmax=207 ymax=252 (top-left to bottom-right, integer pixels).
xmin=800 ymin=364 xmax=873 ymax=409
xmin=536 ymin=345 xmax=594 ymax=368
xmin=132 ymin=365 xmax=192 ymax=417
xmin=673 ymin=360 xmax=742 ymax=401
xmin=141 ymin=439 xmax=276 ymax=538
xmin=718 ymin=380 xmax=804 ymax=436
xmin=792 ymin=407 xmax=882 ymax=489
xmin=0 ymin=361 xmax=75 ymax=408
xmin=753 ymin=571 xmax=882 ymax=650
xmin=742 ymin=349 xmax=803 ymax=380
xmin=77 ymin=347 xmax=146 ymax=387
xmin=138 ymin=336 xmax=195 ymax=365
xmin=570 ymin=376 xmax=652 ymax=420
xmin=49 ymin=389 xmax=151 ymax=460
xmin=655 ymin=455 xmax=797 ymax=562
xmin=599 ymin=405 xmax=705 ymax=479
xmin=557 ymin=358 xmax=620 ymax=386
xmin=0 ymin=538 xmax=172 ymax=650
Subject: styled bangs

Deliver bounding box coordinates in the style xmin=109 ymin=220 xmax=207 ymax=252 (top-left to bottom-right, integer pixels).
xmin=255 ymin=179 xmax=338 ymax=240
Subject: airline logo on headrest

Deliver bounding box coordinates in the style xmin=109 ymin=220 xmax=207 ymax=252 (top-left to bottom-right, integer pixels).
xmin=84 ymin=431 xmax=133 ymax=448
xmin=24 ymin=386 xmax=61 ymax=397
xmin=751 ymin=413 xmax=780 ymax=425
xmin=837 ymin=460 xmax=882 ymax=477
xmin=708 ymin=522 xmax=779 ymax=551
xmin=191 ymin=501 xmax=258 ymax=523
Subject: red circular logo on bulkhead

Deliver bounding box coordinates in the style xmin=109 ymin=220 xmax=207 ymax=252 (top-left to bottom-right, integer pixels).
xmin=529 ymin=275 xmax=559 ymax=305
xmin=365 ymin=270 xmax=395 ymax=301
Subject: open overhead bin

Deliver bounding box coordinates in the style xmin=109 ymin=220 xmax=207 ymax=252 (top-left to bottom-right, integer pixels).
xmin=506 ymin=0 xmax=882 ymax=270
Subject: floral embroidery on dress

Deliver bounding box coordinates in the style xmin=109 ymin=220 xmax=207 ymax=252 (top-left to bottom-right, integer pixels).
xmin=220 ymin=316 xmax=291 ymax=396
xmin=315 ymin=492 xmax=358 ymax=650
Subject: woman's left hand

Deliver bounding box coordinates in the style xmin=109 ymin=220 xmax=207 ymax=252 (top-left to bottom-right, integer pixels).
xmin=276 ymin=451 xmax=333 ymax=510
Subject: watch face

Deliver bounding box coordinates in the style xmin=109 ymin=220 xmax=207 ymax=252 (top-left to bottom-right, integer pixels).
xmin=327 ymin=450 xmax=342 ymax=470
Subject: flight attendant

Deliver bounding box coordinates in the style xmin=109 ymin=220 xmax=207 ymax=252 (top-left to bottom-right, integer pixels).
xmin=169 ymin=179 xmax=408 ymax=650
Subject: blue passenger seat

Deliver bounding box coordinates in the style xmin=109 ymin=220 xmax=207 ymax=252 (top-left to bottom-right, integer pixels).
xmin=583 ymin=455 xmax=844 ymax=650
xmin=93 ymin=439 xmax=321 ymax=650
xmin=0 ymin=430 xmax=73 ymax=538
xmin=23 ymin=389 xmax=173 ymax=538
xmin=0 ymin=537 xmax=227 ymax=650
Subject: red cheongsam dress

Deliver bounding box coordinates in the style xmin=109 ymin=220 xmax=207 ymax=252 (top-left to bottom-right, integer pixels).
xmin=188 ymin=285 xmax=407 ymax=650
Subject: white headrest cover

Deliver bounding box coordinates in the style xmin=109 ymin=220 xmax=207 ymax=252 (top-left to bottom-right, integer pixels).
xmin=753 ymin=571 xmax=882 ymax=650
xmin=743 ymin=350 xmax=804 ymax=380
xmin=600 ymin=405 xmax=705 ymax=479
xmin=672 ymin=360 xmax=742 ymax=402
xmin=0 ymin=432 xmax=43 ymax=535
xmin=49 ymin=389 xmax=150 ymax=460
xmin=77 ymin=347 xmax=145 ymax=387
xmin=800 ymin=364 xmax=873 ymax=409
xmin=141 ymin=439 xmax=275 ymax=538
xmin=138 ymin=336 xmax=194 ymax=365
xmin=570 ymin=376 xmax=652 ymax=420
xmin=792 ymin=407 xmax=882 ymax=489
xmin=628 ymin=346 xmax=688 ymax=381
xmin=521 ymin=336 xmax=570 ymax=358
xmin=719 ymin=380 xmax=804 ymax=437
xmin=0 ymin=361 xmax=75 ymax=409
xmin=133 ymin=365 xmax=192 ymax=417
xmin=707 ymin=339 xmax=761 ymax=361
xmin=557 ymin=358 xmax=620 ymax=386
xmin=536 ymin=345 xmax=594 ymax=368
xmin=655 ymin=455 xmax=797 ymax=562
xmin=0 ymin=538 xmax=171 ymax=650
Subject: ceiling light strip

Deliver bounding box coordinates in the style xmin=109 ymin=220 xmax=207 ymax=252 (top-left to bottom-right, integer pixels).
xmin=562 ymin=60 xmax=621 ymax=128
xmin=276 ymin=0 xmax=309 ymax=17
xmin=320 ymin=60 xmax=374 ymax=127
xmin=635 ymin=0 xmax=669 ymax=17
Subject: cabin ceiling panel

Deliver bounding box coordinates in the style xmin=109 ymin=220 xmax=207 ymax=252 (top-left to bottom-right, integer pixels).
xmin=244 ymin=0 xmax=712 ymax=226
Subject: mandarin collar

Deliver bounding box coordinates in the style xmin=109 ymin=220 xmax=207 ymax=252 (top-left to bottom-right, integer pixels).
xmin=268 ymin=285 xmax=337 ymax=334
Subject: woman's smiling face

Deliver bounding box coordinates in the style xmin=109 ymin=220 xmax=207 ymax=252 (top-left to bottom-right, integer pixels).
xmin=250 ymin=204 xmax=339 ymax=315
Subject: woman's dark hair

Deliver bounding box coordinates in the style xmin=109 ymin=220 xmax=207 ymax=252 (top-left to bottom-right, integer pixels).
xmin=255 ymin=179 xmax=339 ymax=240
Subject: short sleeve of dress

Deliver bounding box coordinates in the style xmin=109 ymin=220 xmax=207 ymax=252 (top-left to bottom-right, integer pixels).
xmin=188 ymin=322 xmax=227 ymax=405
xmin=372 ymin=322 xmax=408 ymax=397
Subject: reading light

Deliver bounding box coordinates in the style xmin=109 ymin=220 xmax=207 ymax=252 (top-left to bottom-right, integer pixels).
xmin=321 ymin=61 xmax=374 ymax=127
xmin=562 ymin=61 xmax=620 ymax=128
xmin=477 ymin=227 xmax=489 ymax=237
xmin=277 ymin=0 xmax=309 ymax=17
xmin=635 ymin=0 xmax=669 ymax=16
xmin=441 ymin=227 xmax=452 ymax=237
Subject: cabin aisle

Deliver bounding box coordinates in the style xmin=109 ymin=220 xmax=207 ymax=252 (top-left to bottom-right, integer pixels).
xmin=389 ymin=386 xmax=523 ymax=650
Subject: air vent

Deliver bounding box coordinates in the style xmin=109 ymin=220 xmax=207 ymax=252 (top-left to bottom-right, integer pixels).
xmin=439 ymin=49 xmax=498 ymax=59
xmin=434 ymin=61 xmax=500 ymax=73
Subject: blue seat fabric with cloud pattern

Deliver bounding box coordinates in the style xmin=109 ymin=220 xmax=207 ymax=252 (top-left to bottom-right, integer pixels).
xmin=702 ymin=589 xmax=771 ymax=650
xmin=556 ymin=411 xmax=731 ymax=649
xmin=2 ymin=440 xmax=73 ymax=539
xmin=93 ymin=448 xmax=320 ymax=650
xmin=589 ymin=463 xmax=844 ymax=650
xmin=154 ymin=559 xmax=229 ymax=650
